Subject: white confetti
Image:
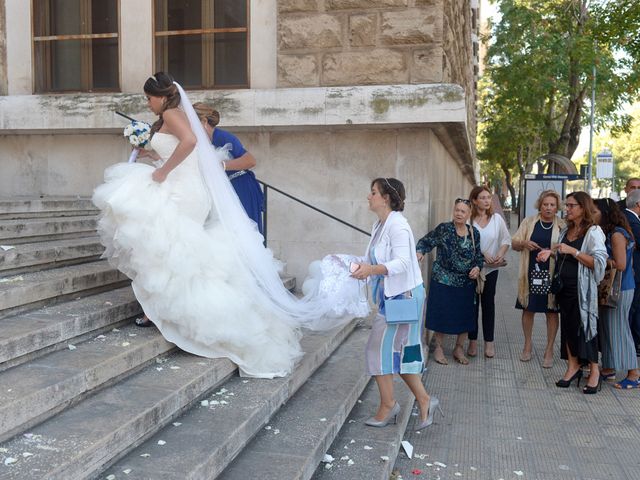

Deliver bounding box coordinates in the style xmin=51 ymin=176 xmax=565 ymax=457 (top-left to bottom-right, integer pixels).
xmin=104 ymin=301 xmax=113 ymax=306
xmin=347 ymin=459 xmax=354 ymax=465
xmin=0 ymin=245 xmax=15 ymax=251
xmin=106 ymin=475 xmax=116 ymax=480
xmin=6 ymin=389 xmax=10 ymax=392
xmin=211 ymin=400 xmax=220 ymax=405
xmin=68 ymin=344 xmax=77 ymax=351
xmin=340 ymin=456 xmax=350 ymax=461
xmin=324 ymin=463 xmax=333 ymax=470
xmin=470 ymin=466 xmax=477 ymax=471
xmin=128 ymin=333 xmax=137 ymax=337
xmin=322 ymin=454 xmax=335 ymax=463
xmin=112 ymin=328 xmax=120 ymax=332
xmin=0 ymin=448 xmax=7 ymax=453
xmin=414 ymin=453 xmax=428 ymax=459
xmin=96 ymin=335 xmax=106 ymax=340
xmin=121 ymin=342 xmax=130 ymax=347
xmin=242 ymin=380 xmax=249 ymax=383
xmin=140 ymin=453 xmax=151 ymax=457
xmin=434 ymin=462 xmax=447 ymax=468
xmin=220 ymin=400 xmax=228 ymax=405
xmin=157 ymin=440 xmax=166 ymax=446
xmin=455 ymin=473 xmax=462 ymax=477
xmin=123 ymin=469 xmax=132 ymax=474
xmin=363 ymin=445 xmax=373 ymax=450
xmin=265 ymin=426 xmax=272 ymax=430
xmin=4 ymin=457 xmax=17 ymax=465
xmin=0 ymin=275 xmax=22 ymax=283
xmin=513 ymin=471 xmax=524 ymax=476
xmin=426 ymin=463 xmax=433 ymax=467
xmin=401 ymin=440 xmax=413 ymax=459
xmin=319 ymin=417 xmax=327 ymax=422
xmin=200 ymin=400 xmax=209 ymax=407
xmin=170 ymin=366 xmax=180 ymax=370
xmin=216 ymin=388 xmax=228 ymax=395
xmin=343 ymin=445 xmax=349 ymax=449
xmin=559 ymin=465 xmax=570 ymax=471
xmin=156 ymin=367 xmax=163 ymax=371
xmin=516 ymin=436 xmax=522 ymax=440
xmin=348 ymin=419 xmax=356 ymax=423
xmin=349 ymin=439 xmax=355 ymax=444
xmin=273 ymin=429 xmax=280 ymax=435
xmin=380 ymin=456 xmax=390 ymax=462
xmin=172 ymin=422 xmax=182 ymax=427
xmin=357 ymin=400 xmax=362 ymax=403
xmin=22 ymin=452 xmax=33 ymax=458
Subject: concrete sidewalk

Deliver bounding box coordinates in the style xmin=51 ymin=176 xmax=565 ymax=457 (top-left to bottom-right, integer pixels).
xmin=393 ymin=247 xmax=640 ymax=480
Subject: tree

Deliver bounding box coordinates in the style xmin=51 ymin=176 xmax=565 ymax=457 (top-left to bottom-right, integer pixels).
xmin=479 ymin=0 xmax=640 ymax=204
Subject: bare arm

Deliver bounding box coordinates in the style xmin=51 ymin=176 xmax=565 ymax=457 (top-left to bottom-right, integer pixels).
xmin=152 ymin=109 xmax=197 ymax=183
xmin=609 ymin=231 xmax=627 ymax=271
xmin=225 ymin=151 xmax=256 ymax=171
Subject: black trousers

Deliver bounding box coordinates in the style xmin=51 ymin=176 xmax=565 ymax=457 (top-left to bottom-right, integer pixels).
xmin=469 ymin=270 xmax=499 ymax=342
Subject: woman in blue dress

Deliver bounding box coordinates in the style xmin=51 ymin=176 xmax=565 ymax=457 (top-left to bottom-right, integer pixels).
xmin=416 ymin=198 xmax=484 ymax=365
xmin=193 ymin=103 xmax=265 ymax=235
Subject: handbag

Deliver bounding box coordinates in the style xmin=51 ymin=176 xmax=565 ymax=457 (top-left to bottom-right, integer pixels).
xmin=530 ymin=263 xmax=550 ymax=295
xmin=470 ymin=225 xmax=485 ymax=294
xmin=549 ymin=253 xmax=566 ymax=295
xmin=384 ymin=295 xmax=419 ymax=324
xmin=598 ymin=267 xmax=622 ymax=308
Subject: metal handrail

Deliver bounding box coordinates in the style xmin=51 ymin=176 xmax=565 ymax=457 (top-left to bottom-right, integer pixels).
xmin=257 ymin=180 xmax=371 ymax=244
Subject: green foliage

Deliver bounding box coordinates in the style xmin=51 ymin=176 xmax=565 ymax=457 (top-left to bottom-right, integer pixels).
xmin=478 ymin=0 xmax=640 ymax=204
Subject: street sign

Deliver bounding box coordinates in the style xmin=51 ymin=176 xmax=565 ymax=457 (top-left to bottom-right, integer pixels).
xmin=596 ymin=151 xmax=614 ymax=179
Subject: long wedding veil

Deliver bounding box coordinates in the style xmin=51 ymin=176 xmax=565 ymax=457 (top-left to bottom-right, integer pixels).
xmin=175 ymin=82 xmax=352 ymax=330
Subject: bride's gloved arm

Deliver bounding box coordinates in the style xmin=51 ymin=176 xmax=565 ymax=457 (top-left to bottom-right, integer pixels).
xmin=152 ymin=109 xmax=197 ymax=183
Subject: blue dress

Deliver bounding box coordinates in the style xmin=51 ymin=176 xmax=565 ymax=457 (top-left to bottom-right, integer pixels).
xmin=416 ymin=222 xmax=484 ymax=334
xmin=212 ymin=128 xmax=265 ymax=235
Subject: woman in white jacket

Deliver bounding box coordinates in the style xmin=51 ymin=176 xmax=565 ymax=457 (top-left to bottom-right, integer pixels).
xmin=351 ymin=178 xmax=440 ymax=431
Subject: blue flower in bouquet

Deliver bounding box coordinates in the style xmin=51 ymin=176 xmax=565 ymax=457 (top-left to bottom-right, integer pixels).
xmin=123 ymin=121 xmax=151 ymax=149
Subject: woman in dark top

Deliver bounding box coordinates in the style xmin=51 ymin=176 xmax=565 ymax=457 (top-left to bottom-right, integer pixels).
xmin=416 ymin=198 xmax=484 ymax=365
xmin=512 ymin=190 xmax=565 ymax=368
xmin=193 ymin=103 xmax=265 ymax=235
xmin=538 ymin=192 xmax=607 ymax=393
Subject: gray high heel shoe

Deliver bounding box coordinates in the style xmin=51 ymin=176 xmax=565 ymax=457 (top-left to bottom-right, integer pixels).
xmin=415 ymin=396 xmax=443 ymax=431
xmin=365 ymin=402 xmax=400 ymax=427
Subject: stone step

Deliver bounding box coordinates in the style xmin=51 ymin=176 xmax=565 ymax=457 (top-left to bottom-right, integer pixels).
xmin=100 ymin=320 xmax=359 ymax=480
xmin=0 ymin=236 xmax=104 ymax=275
xmin=0 ymin=197 xmax=97 ymax=220
xmin=311 ymin=375 xmax=420 ymax=480
xmin=0 ymin=323 xmax=174 ymax=444
xmin=0 ymin=287 xmax=141 ymax=371
xmin=0 ymin=351 xmax=236 ymax=480
xmin=0 ymin=216 xmax=98 ymax=244
xmin=0 ymin=261 xmax=129 ymax=319
xmin=218 ymin=326 xmax=370 ymax=480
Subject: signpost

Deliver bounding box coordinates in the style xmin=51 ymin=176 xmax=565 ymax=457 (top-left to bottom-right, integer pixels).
xmin=520 ymin=174 xmax=582 ymax=224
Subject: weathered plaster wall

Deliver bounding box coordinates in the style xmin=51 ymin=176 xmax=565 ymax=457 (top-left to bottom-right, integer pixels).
xmin=0 ymin=0 xmax=7 ymax=96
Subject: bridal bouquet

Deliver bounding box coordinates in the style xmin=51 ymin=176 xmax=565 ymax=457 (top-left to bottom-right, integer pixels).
xmin=123 ymin=121 xmax=151 ymax=163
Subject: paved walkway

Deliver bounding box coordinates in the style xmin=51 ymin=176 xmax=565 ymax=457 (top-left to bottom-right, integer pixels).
xmin=393 ymin=246 xmax=640 ymax=480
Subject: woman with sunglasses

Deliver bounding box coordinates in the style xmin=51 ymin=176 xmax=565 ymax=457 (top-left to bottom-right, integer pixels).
xmin=537 ymin=192 xmax=607 ymax=393
xmin=416 ymin=198 xmax=484 ymax=365
xmin=594 ymin=198 xmax=638 ymax=389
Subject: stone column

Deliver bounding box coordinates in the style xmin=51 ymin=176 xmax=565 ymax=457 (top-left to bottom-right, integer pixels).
xmin=0 ymin=0 xmax=7 ymax=95
xmin=120 ymin=0 xmax=154 ymax=93
xmin=250 ymin=0 xmax=277 ymax=89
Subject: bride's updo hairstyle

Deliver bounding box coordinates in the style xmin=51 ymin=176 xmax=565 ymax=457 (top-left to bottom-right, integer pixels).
xmin=372 ymin=177 xmax=406 ymax=212
xmin=144 ymin=71 xmax=181 ymax=136
xmin=192 ymin=103 xmax=220 ymax=128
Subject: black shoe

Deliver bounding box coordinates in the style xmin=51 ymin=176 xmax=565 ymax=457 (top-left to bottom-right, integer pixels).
xmin=556 ymin=369 xmax=583 ymax=388
xmin=583 ymin=376 xmax=602 ymax=394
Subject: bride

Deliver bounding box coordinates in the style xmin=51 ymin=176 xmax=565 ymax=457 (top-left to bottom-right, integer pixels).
xmin=93 ymin=72 xmax=365 ymax=378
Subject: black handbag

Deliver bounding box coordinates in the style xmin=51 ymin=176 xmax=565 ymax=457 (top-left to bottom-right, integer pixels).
xmin=550 ymin=254 xmax=566 ymax=295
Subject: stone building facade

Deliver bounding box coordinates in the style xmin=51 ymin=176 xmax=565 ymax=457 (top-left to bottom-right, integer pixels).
xmin=0 ymin=0 xmax=479 ymax=283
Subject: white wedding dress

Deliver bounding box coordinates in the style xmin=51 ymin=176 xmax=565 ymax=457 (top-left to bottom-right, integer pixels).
xmin=93 ymin=84 xmax=368 ymax=378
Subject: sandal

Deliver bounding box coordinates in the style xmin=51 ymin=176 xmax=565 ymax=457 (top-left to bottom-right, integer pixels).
xmin=433 ymin=346 xmax=448 ymax=365
xmin=135 ymin=317 xmax=153 ymax=328
xmin=453 ymin=345 xmax=469 ymax=365
xmin=600 ymin=371 xmax=616 ymax=382
xmin=614 ymin=378 xmax=640 ymax=389
xmin=467 ymin=340 xmax=478 ymax=357
xmin=519 ymin=350 xmax=532 ymax=362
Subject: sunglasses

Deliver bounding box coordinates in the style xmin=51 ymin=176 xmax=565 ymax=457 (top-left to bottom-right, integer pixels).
xmin=455 ymin=198 xmax=471 ymax=205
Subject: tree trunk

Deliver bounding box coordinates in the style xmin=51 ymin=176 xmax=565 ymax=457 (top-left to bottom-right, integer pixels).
xmin=501 ymin=164 xmax=517 ymax=212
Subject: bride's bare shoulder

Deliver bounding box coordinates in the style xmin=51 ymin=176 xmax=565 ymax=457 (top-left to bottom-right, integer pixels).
xmin=162 ymin=107 xmax=188 ymax=123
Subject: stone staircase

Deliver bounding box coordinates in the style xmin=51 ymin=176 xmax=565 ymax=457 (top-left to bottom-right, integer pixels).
xmin=0 ymin=197 xmax=416 ymax=480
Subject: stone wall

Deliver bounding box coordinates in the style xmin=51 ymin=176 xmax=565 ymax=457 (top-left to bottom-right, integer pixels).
xmin=277 ymin=0 xmax=445 ymax=87
xmin=0 ymin=0 xmax=7 ymax=96
xmin=442 ymin=0 xmax=477 ymax=147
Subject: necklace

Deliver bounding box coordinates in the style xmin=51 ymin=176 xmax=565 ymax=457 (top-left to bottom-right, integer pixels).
xmin=539 ymin=219 xmax=553 ymax=230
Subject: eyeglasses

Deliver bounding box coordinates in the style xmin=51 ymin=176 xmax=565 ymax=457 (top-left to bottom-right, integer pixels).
xmin=455 ymin=198 xmax=471 ymax=205
xmin=564 ymin=203 xmax=580 ymax=209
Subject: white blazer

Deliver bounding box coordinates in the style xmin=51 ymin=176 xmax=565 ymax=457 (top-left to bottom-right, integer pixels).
xmin=364 ymin=211 xmax=423 ymax=297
